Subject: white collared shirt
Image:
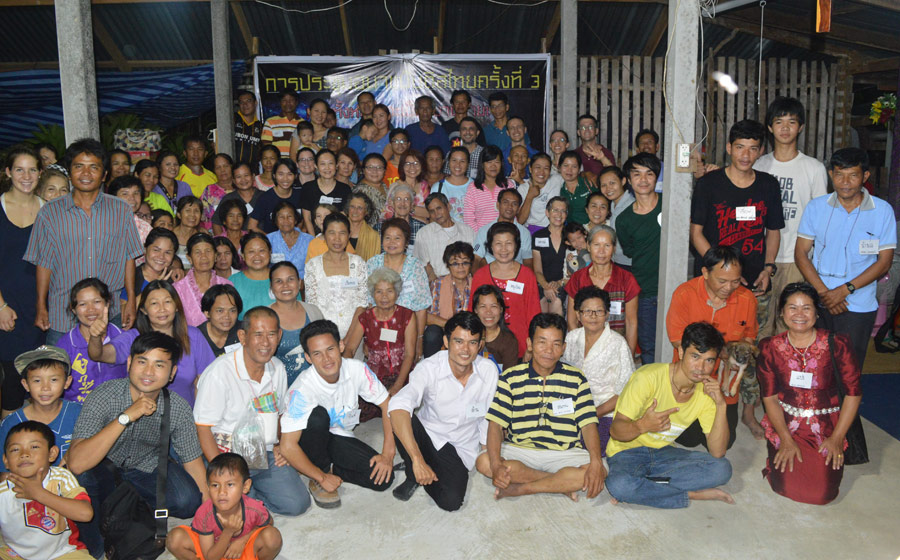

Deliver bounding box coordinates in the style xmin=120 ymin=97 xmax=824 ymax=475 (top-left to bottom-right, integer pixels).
xmin=388 ymin=351 xmax=499 ymax=470
xmin=413 ymin=221 xmax=475 ymax=277
xmin=194 ymin=347 xmax=287 ymax=449
xmin=562 ymin=327 xmax=635 ymax=417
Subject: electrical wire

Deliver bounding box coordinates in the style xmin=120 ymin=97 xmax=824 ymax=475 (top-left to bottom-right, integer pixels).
xmin=252 ymin=0 xmax=353 ymax=14
xmin=758 ymin=0 xmax=766 ymax=104
xmin=384 ymin=0 xmax=419 ymax=32
xmin=486 ymin=0 xmax=550 ymax=6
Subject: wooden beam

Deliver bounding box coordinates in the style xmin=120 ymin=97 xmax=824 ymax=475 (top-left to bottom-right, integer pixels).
xmin=542 ymin=3 xmax=561 ymax=53
xmin=707 ymin=16 xmax=856 ymax=58
xmin=727 ymin=6 xmax=900 ymax=53
xmin=0 ymin=59 xmax=214 ymax=71
xmin=851 ymin=57 xmax=900 ymax=75
xmin=230 ymin=2 xmax=255 ymax=56
xmin=91 ymin=14 xmax=131 ymax=72
xmin=338 ymin=0 xmax=352 ymax=55
xmin=436 ymin=0 xmax=446 ymax=54
xmin=642 ymin=9 xmax=667 ymax=55
xmin=847 ymin=0 xmax=900 ymax=12
xmin=816 ymin=0 xmax=831 ymax=33
xmin=709 ymin=28 xmax=739 ymax=57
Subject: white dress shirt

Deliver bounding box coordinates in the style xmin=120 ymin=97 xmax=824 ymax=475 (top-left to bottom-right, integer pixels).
xmin=388 ymin=351 xmax=499 ymax=469
xmin=562 ymin=326 xmax=635 ymax=417
xmin=413 ymin=221 xmax=475 ymax=277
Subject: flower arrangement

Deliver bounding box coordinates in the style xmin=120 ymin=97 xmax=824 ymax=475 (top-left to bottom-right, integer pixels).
xmin=869 ymin=93 xmax=897 ymax=129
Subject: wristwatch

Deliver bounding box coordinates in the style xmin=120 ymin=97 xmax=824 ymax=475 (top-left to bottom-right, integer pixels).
xmin=118 ymin=413 xmax=131 ymax=426
xmin=764 ymin=263 xmax=777 ymax=277
xmin=845 ymin=282 xmax=856 ymax=294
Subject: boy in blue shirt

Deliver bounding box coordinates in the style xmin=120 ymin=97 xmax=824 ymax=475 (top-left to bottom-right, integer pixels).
xmin=0 ymin=346 xmax=82 ymax=471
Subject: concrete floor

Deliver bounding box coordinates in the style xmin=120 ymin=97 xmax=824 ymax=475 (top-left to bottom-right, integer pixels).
xmin=158 ymin=416 xmax=900 ymax=560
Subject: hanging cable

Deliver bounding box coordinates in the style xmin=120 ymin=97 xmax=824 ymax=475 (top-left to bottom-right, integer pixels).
xmin=758 ymin=0 xmax=766 ymax=104
xmin=384 ymin=0 xmax=419 ymax=32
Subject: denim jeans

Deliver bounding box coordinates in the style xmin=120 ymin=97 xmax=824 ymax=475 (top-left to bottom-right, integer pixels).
xmin=637 ymin=296 xmax=658 ymax=364
xmin=45 ymin=328 xmax=66 ymax=346
xmin=605 ymin=446 xmax=732 ymax=509
xmin=75 ymin=457 xmax=202 ymax=558
xmin=249 ymin=451 xmax=311 ymax=516
xmin=423 ymin=324 xmax=445 ymax=358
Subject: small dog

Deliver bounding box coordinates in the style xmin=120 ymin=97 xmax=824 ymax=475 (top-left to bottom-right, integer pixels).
xmin=718 ymin=341 xmax=759 ymax=398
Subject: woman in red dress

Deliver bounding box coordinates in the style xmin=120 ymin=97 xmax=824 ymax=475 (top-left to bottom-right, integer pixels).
xmin=343 ymin=266 xmax=416 ymax=422
xmin=469 ymin=222 xmax=540 ymax=359
xmin=757 ymin=282 xmax=862 ymax=505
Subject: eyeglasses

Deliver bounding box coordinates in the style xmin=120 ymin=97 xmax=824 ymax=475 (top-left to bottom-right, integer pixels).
xmin=403 ymin=161 xmax=421 ymax=167
xmin=578 ymin=125 xmax=596 ymax=131
xmin=297 ymin=157 xmax=315 ymax=163
xmin=365 ymin=165 xmax=384 ymax=171
xmin=550 ymin=138 xmax=568 ymax=144
xmin=549 ymin=208 xmax=568 ymax=214
xmin=449 ymin=261 xmax=472 ymax=267
xmin=391 ymin=139 xmax=409 ymax=145
xmin=578 ymin=309 xmax=607 ymax=317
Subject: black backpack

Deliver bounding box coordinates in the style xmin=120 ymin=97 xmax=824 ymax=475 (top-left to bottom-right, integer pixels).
xmin=99 ymin=390 xmax=171 ymax=560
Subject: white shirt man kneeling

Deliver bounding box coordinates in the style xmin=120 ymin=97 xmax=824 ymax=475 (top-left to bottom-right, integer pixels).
xmin=278 ymin=319 xmax=396 ymax=509
xmin=388 ymin=311 xmax=499 ymax=510
xmin=193 ymin=306 xmax=311 ymax=516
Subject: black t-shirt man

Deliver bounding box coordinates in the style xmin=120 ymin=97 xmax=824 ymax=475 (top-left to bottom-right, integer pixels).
xmin=690 ymin=168 xmax=785 ymax=284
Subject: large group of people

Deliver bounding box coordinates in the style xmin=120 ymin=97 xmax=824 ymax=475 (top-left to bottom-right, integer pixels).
xmin=0 ymin=90 xmax=895 ymax=560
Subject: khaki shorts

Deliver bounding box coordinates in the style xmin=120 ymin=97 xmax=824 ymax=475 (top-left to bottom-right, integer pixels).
xmin=0 ymin=546 xmax=93 ymax=560
xmin=500 ymin=443 xmax=591 ymax=473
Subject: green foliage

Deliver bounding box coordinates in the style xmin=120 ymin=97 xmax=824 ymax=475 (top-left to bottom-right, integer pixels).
xmin=26 ymin=123 xmax=66 ymax=156
xmin=160 ymin=131 xmax=189 ymax=160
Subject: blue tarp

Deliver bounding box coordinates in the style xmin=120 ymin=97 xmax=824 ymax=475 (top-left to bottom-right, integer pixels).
xmin=0 ymin=60 xmax=245 ymax=148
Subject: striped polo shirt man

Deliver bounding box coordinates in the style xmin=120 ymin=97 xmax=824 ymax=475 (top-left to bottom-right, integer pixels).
xmin=486 ymin=361 xmax=598 ymax=451
xmin=24 ymin=193 xmax=143 ymax=333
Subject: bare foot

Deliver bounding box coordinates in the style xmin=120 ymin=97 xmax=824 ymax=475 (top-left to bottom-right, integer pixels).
xmin=494 ymin=483 xmax=524 ymax=500
xmin=742 ymin=415 xmax=766 ymax=440
xmin=688 ymin=488 xmax=735 ymax=504
xmin=609 ymin=497 xmax=619 ymax=505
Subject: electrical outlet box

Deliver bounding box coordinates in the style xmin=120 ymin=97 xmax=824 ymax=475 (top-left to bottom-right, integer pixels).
xmin=676 ymin=143 xmax=693 ymax=172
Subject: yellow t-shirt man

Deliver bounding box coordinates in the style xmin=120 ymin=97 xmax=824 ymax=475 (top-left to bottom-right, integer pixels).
xmin=606 ymin=363 xmax=717 ymax=458
xmin=177 ymin=164 xmax=218 ymax=198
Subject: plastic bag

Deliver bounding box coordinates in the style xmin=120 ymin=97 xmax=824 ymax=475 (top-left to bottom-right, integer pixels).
xmin=231 ymin=405 xmax=268 ymax=470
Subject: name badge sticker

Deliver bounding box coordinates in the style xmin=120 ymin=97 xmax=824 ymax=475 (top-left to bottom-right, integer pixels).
xmin=343 ymin=278 xmax=359 ymax=289
xmin=609 ymin=301 xmax=623 ymax=315
xmin=271 ymin=253 xmax=286 ymax=264
xmin=859 ymin=239 xmax=879 ymax=255
xmin=789 ymin=370 xmax=813 ymax=389
xmin=505 ymin=280 xmax=525 ymax=295
xmin=465 ymin=402 xmax=487 ymax=418
xmin=343 ymin=407 xmax=361 ymax=426
xmin=245 ymin=203 xmax=254 ymax=214
xmin=223 ymin=343 xmax=242 ymax=354
xmin=735 ymin=206 xmax=756 ymax=221
xmin=551 ymin=398 xmax=575 ymax=416
xmin=379 ymin=328 xmax=398 ymax=343
xmin=535 ymin=237 xmax=550 ymax=248
xmin=319 ymin=195 xmax=334 ymax=205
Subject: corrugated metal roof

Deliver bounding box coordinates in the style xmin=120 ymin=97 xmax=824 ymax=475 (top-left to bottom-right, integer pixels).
xmin=0 ymin=0 xmax=896 ymax=67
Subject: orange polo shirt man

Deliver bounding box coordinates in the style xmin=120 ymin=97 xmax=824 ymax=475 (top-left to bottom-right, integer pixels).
xmin=666 ymin=246 xmax=757 ymax=449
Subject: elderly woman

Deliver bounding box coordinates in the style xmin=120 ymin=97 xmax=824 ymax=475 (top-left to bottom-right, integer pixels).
xmin=216 ymin=198 xmax=248 ymax=264
xmin=565 ymin=225 xmax=640 ymax=354
xmin=269 ymin=261 xmax=324 ymax=385
xmin=366 ymin=218 xmax=431 ymax=358
xmin=345 ymin=192 xmax=381 ymax=261
xmin=396 ymin=151 xmax=431 ymax=223
xmin=356 ymin=152 xmax=388 ymax=226
xmin=758 ymin=282 xmax=862 ymax=505
xmin=470 ymin=222 xmax=540 ymax=360
xmin=305 ymin=212 xmax=368 ymax=338
xmin=174 ymin=233 xmax=233 ymax=327
xmin=344 ymin=266 xmax=416 ymax=421
xmin=304 ymin=203 xmax=357 ymax=263
xmin=266 ymin=201 xmax=314 ymax=279
xmin=599 ymin=166 xmax=635 ymax=269
xmin=562 ymin=286 xmax=635 ymax=455
xmin=385 ymin=182 xmax=427 ymax=253
xmin=423 ymin=241 xmax=474 ymax=358
xmin=213 ymin=237 xmax=240 ymax=280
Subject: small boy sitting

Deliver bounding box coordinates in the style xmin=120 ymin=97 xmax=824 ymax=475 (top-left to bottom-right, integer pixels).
xmin=1 ymin=421 xmax=94 ymax=560
xmin=0 ymin=346 xmax=82 ymax=472
xmin=296 ymin=121 xmax=319 ymax=154
xmin=348 ymin=118 xmax=375 ymax=158
xmin=166 ymin=453 xmax=282 ymax=560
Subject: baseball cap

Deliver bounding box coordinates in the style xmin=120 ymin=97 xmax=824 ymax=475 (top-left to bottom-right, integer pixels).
xmin=14 ymin=346 xmax=71 ymax=376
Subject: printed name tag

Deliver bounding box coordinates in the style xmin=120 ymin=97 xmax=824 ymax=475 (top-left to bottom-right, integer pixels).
xmin=551 ymin=398 xmax=575 ymax=416
xmin=609 ymin=301 xmax=623 ymax=315
xmin=859 ymin=239 xmax=879 ymax=255
xmin=343 ymin=278 xmax=359 ymax=289
xmin=789 ymin=370 xmax=813 ymax=389
xmin=319 ymin=195 xmax=334 ymax=205
xmin=343 ymin=407 xmax=361 ymax=426
xmin=271 ymin=253 xmax=286 ymax=264
xmin=380 ymin=328 xmax=398 ymax=343
xmin=224 ymin=343 xmax=242 ymax=354
xmin=465 ymin=402 xmax=487 ymax=418
xmin=735 ymin=206 xmax=756 ymax=221
xmin=245 ymin=203 xmax=254 ymax=214
xmin=535 ymin=237 xmax=550 ymax=248
xmin=505 ymin=280 xmax=525 ymax=295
